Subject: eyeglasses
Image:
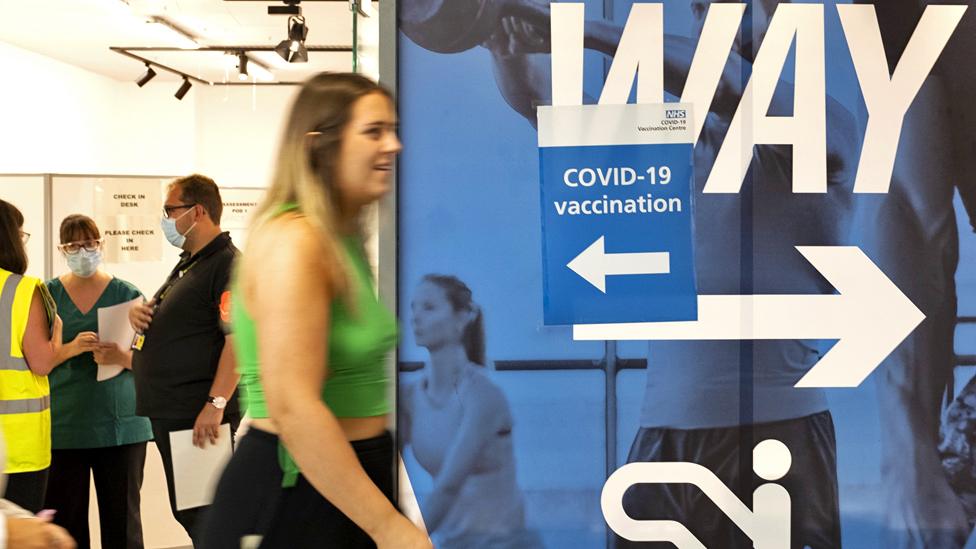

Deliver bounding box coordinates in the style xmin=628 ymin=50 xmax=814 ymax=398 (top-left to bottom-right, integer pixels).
xmin=19 ymin=231 xmax=29 ymax=244
xmin=58 ymin=239 xmax=102 ymax=255
xmin=163 ymin=203 xmax=196 ymax=219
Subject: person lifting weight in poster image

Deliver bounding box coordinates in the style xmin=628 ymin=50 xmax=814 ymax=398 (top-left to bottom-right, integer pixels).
xmin=407 ymin=0 xmax=976 ymax=546
xmin=401 ymin=0 xmax=860 ymax=547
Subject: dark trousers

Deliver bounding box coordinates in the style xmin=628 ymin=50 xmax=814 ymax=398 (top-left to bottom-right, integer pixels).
xmin=151 ymin=415 xmax=240 ymax=547
xmin=4 ymin=468 xmax=49 ymax=513
xmin=43 ymin=442 xmax=148 ymax=549
xmin=201 ymin=428 xmax=395 ymax=549
xmin=614 ymin=411 xmax=841 ymax=549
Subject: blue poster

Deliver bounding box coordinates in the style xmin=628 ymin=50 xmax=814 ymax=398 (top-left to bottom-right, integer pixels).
xmin=397 ymin=1 xmax=976 ymax=548
xmin=538 ymin=104 xmax=696 ymax=325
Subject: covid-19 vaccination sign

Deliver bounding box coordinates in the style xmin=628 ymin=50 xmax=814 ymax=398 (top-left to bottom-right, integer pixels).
xmin=537 ymin=103 xmax=696 ymax=325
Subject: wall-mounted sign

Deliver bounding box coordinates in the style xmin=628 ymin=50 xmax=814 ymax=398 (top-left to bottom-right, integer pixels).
xmin=537 ymin=103 xmax=697 ymax=325
xmin=94 ymin=179 xmax=163 ymax=262
xmin=220 ymin=188 xmax=266 ymax=231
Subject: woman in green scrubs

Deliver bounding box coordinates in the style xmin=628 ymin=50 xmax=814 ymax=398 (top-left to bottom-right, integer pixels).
xmin=42 ymin=214 xmax=152 ymax=549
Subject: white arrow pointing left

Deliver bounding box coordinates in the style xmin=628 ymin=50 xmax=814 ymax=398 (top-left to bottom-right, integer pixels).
xmin=573 ymin=246 xmax=924 ymax=388
xmin=567 ymin=236 xmax=671 ymax=293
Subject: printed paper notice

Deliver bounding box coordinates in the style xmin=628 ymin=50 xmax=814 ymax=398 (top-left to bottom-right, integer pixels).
xmin=94 ymin=179 xmax=164 ymax=262
xmin=169 ymin=425 xmax=233 ymax=510
xmin=96 ymin=297 xmax=142 ymax=381
xmin=220 ymin=188 xmax=266 ymax=231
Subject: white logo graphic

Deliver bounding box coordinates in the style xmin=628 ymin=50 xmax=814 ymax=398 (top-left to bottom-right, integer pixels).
xmin=602 ymin=439 xmax=792 ymax=549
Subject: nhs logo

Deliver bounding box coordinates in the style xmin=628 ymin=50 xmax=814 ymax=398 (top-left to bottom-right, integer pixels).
xmin=665 ymin=109 xmax=687 ymax=119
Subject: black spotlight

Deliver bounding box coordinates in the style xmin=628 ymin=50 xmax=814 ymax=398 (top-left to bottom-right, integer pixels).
xmin=275 ymin=15 xmax=308 ymax=63
xmin=237 ymin=53 xmax=249 ymax=81
xmin=268 ymin=0 xmax=301 ymax=15
xmin=174 ymin=77 xmax=192 ymax=100
xmin=136 ymin=64 xmax=156 ymax=87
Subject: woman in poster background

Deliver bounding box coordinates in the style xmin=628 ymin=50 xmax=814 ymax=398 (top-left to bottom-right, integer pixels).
xmin=401 ymin=274 xmax=544 ymax=549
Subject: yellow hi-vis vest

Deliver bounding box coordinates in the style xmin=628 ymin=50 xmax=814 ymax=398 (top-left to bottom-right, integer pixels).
xmin=0 ymin=268 xmax=51 ymax=473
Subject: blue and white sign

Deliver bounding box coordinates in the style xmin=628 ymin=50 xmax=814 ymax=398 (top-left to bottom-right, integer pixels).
xmin=537 ymin=103 xmax=697 ymax=325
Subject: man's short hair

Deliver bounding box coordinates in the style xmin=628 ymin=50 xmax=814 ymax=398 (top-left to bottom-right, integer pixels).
xmin=171 ymin=174 xmax=223 ymax=224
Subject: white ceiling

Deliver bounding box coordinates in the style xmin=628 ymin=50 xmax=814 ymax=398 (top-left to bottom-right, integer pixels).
xmin=0 ymin=0 xmax=368 ymax=84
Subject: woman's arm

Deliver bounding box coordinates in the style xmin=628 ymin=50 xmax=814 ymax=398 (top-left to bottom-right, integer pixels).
xmin=248 ymin=216 xmax=429 ymax=549
xmin=53 ymin=330 xmax=99 ymax=366
xmin=21 ymin=287 xmax=62 ymax=376
xmin=422 ymin=377 xmax=510 ymax=532
xmin=92 ymin=344 xmax=132 ymax=370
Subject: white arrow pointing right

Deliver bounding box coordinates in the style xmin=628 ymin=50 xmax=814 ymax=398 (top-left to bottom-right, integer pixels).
xmin=573 ymin=246 xmax=924 ymax=388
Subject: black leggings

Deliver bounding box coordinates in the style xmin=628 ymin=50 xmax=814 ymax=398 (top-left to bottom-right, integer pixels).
xmin=201 ymin=428 xmax=395 ymax=549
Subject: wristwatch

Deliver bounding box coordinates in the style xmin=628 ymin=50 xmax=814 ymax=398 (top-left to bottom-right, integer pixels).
xmin=207 ymin=395 xmax=227 ymax=410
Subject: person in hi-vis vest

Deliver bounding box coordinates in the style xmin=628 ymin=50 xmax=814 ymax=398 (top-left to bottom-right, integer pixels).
xmin=0 ymin=200 xmax=64 ymax=513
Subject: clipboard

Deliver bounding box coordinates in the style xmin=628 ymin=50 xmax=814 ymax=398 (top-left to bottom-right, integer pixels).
xmin=35 ymin=281 xmax=57 ymax=338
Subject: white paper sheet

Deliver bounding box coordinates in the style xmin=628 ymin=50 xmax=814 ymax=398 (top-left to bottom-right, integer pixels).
xmin=169 ymin=424 xmax=234 ymax=511
xmin=96 ymin=297 xmax=141 ymax=381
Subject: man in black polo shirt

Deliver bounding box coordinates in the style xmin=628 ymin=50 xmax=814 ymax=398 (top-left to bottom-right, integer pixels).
xmin=128 ymin=174 xmax=240 ymax=545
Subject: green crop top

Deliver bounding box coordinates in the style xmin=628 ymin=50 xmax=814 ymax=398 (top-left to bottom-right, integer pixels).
xmin=232 ymin=203 xmax=397 ymax=486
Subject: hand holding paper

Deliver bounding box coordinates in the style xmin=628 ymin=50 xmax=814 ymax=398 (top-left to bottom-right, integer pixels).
xmin=96 ymin=297 xmax=142 ymax=381
xmin=128 ymin=298 xmax=155 ymax=332
xmin=93 ymin=343 xmax=127 ymax=368
xmin=169 ymin=425 xmax=234 ymax=511
xmin=68 ymin=330 xmax=99 ymax=352
xmin=193 ymin=405 xmax=225 ymax=448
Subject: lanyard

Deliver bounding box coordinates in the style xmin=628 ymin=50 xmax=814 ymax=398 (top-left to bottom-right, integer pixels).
xmin=132 ymin=233 xmax=231 ymax=350
xmin=134 ymin=245 xmax=210 ymax=348
xmin=152 ymin=253 xmax=203 ymax=307
xmin=150 ymin=233 xmax=230 ymax=306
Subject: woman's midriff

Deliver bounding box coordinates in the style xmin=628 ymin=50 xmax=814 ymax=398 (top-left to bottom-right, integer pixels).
xmin=249 ymin=414 xmax=389 ymax=441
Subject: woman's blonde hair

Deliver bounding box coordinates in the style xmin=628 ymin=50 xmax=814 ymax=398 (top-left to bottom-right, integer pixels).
xmin=249 ymin=72 xmax=393 ymax=291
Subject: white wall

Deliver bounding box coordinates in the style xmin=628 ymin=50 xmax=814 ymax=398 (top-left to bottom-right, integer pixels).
xmin=0 ymin=42 xmax=194 ymax=176
xmin=0 ymin=41 xmax=298 ymax=185
xmin=193 ymin=85 xmax=298 ymax=189
xmin=0 ymin=176 xmax=46 ymax=280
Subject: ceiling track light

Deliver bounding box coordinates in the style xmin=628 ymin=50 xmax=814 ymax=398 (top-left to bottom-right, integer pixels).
xmin=112 ymin=45 xmax=339 ymax=87
xmin=275 ymin=15 xmax=309 ymax=63
xmin=175 ymin=77 xmax=192 ymax=100
xmin=136 ymin=64 xmax=156 ymax=87
xmin=224 ymin=50 xmax=274 ymax=82
xmin=237 ymin=52 xmax=249 ymax=81
xmin=268 ymin=0 xmax=302 ymax=16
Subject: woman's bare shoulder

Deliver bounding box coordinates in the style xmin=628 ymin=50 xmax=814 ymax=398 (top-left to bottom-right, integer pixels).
xmin=241 ymin=213 xmax=336 ymax=295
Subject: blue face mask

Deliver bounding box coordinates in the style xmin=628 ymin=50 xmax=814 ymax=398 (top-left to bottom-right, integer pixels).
xmin=66 ymin=249 xmax=101 ymax=278
xmin=160 ymin=208 xmax=196 ymax=249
